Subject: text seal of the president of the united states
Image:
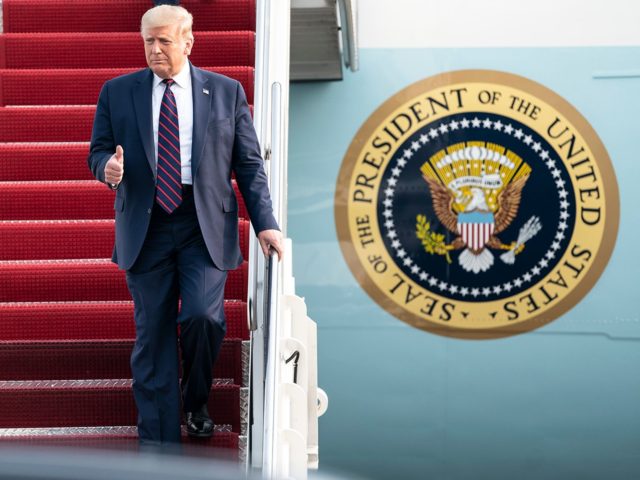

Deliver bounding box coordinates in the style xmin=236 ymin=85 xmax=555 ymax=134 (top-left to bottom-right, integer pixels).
xmin=335 ymin=70 xmax=619 ymax=339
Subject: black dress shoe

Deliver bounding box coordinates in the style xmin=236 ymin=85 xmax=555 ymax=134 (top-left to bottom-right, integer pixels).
xmin=185 ymin=405 xmax=214 ymax=438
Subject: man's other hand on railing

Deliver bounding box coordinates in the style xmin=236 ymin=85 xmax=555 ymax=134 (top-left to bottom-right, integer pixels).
xmin=258 ymin=229 xmax=285 ymax=260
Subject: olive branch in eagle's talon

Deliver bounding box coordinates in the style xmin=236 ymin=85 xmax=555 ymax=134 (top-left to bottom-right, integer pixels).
xmin=416 ymin=214 xmax=454 ymax=264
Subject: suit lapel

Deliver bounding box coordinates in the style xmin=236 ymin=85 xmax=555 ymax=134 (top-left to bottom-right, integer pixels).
xmin=190 ymin=64 xmax=213 ymax=182
xmin=132 ymin=69 xmax=156 ymax=179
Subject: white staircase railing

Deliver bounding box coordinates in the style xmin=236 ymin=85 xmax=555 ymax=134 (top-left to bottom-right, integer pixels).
xmin=337 ymin=0 xmax=359 ymax=72
xmin=250 ymin=1 xmax=328 ymax=478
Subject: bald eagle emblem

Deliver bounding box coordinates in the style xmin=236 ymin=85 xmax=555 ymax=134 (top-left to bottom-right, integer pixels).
xmin=417 ymin=142 xmax=542 ymax=273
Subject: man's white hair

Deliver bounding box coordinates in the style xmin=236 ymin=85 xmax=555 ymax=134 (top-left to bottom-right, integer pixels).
xmin=140 ymin=5 xmax=194 ymax=41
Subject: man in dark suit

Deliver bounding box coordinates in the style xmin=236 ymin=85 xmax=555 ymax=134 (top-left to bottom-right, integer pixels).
xmin=88 ymin=5 xmax=283 ymax=446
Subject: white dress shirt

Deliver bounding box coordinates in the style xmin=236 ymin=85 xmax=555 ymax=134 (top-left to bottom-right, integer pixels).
xmin=152 ymin=62 xmax=194 ymax=185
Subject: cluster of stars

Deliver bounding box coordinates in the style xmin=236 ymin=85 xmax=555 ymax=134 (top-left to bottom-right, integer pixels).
xmin=381 ymin=115 xmax=573 ymax=298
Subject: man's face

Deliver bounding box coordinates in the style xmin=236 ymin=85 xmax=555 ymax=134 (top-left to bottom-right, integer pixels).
xmin=143 ymin=23 xmax=193 ymax=79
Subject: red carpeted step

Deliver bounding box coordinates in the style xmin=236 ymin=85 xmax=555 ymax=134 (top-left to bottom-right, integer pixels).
xmin=0 ymin=218 xmax=250 ymax=260
xmin=0 ymin=380 xmax=241 ymax=431
xmin=0 ymin=302 xmax=135 ymax=340
xmin=0 ymin=181 xmax=249 ymax=220
xmin=0 ymin=67 xmax=255 ymax=106
xmin=0 ymin=259 xmax=248 ymax=302
xmin=2 ymin=0 xmax=256 ymax=33
xmin=0 ymin=220 xmax=113 ymax=260
xmin=0 ymin=300 xmax=249 ymax=341
xmin=0 ymin=32 xmax=255 ymax=69
xmin=0 ymin=104 xmax=254 ymax=142
xmin=0 ymin=143 xmax=92 ymax=181
xmin=238 ymin=219 xmax=250 ymax=263
xmin=0 ymin=106 xmax=94 ymax=142
xmin=0 ymin=426 xmax=240 ymax=455
xmin=0 ymin=338 xmax=244 ymax=383
xmin=0 ymin=145 xmax=246 ymax=183
xmin=0 ymin=181 xmax=113 ymax=219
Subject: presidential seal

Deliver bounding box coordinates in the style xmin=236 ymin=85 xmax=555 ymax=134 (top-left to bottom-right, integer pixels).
xmin=335 ymin=70 xmax=619 ymax=339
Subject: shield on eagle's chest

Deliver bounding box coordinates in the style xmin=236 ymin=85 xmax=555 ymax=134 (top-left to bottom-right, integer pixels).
xmin=457 ymin=212 xmax=495 ymax=251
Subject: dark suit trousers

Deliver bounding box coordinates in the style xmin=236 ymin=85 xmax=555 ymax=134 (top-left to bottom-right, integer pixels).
xmin=125 ymin=186 xmax=227 ymax=444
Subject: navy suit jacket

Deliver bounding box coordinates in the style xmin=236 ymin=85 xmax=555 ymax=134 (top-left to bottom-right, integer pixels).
xmin=88 ymin=64 xmax=278 ymax=271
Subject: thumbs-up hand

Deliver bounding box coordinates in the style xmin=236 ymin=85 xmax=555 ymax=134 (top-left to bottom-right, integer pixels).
xmin=104 ymin=145 xmax=124 ymax=186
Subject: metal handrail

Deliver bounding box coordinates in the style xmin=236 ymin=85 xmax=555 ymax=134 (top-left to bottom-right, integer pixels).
xmin=261 ymin=251 xmax=279 ymax=477
xmin=337 ymin=0 xmax=359 ymax=72
xmin=261 ymin=81 xmax=283 ymax=478
xmin=247 ymin=0 xmax=271 ymax=471
xmin=249 ymin=0 xmax=290 ymax=474
xmin=269 ymin=82 xmax=284 ymax=233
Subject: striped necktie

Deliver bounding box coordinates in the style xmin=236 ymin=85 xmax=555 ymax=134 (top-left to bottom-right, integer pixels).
xmin=156 ymin=78 xmax=182 ymax=214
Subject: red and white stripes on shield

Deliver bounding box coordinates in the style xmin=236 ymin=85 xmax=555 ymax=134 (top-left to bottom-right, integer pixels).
xmin=457 ymin=222 xmax=495 ymax=250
